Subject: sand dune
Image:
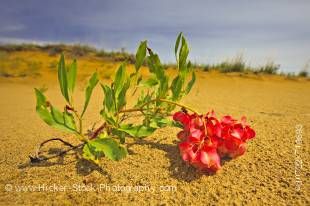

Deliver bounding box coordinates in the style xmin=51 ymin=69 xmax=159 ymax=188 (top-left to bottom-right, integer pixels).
xmin=0 ymin=53 xmax=309 ymax=205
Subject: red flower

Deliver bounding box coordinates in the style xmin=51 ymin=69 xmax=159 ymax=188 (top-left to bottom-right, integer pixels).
xmin=173 ymin=111 xmax=191 ymax=128
xmin=173 ymin=111 xmax=256 ymax=172
xmin=217 ymin=115 xmax=256 ymax=158
xmin=173 ymin=112 xmax=221 ymax=172
xmin=179 ymin=141 xmax=221 ymax=172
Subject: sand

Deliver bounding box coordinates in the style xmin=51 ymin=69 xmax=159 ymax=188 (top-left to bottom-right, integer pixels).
xmin=0 ymin=57 xmax=309 ymax=205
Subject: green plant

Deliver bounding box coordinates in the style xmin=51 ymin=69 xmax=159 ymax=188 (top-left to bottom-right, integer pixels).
xmin=298 ymin=70 xmax=308 ymax=77
xmin=283 ymin=72 xmax=298 ymax=81
xmin=70 ymin=44 xmax=97 ymax=57
xmin=46 ymin=45 xmax=65 ymax=56
xmin=257 ymin=61 xmax=279 ymax=74
xmin=32 ymin=33 xmax=196 ymax=164
xmin=217 ymin=54 xmax=246 ymax=73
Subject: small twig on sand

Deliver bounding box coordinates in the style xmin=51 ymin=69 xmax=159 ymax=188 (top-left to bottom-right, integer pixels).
xmin=29 ymin=138 xmax=85 ymax=163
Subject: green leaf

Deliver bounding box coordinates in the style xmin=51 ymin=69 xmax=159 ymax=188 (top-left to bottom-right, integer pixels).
xmin=171 ymin=75 xmax=184 ymax=100
xmin=83 ymin=138 xmax=127 ymax=162
xmin=50 ymin=106 xmax=65 ymax=124
xmin=185 ymin=71 xmax=196 ymax=94
xmin=135 ymin=90 xmax=154 ymax=108
xmin=49 ymin=106 xmax=77 ymax=132
xmin=175 ymin=32 xmax=182 ymax=59
xmin=64 ymin=111 xmax=77 ymax=130
xmin=82 ymin=143 xmax=101 ymax=163
xmin=58 ymin=54 xmax=70 ymax=103
xmin=111 ymin=129 xmax=126 ymax=144
xmin=34 ymin=88 xmax=46 ymax=107
xmin=98 ymin=131 xmax=108 ymax=139
xmin=119 ymin=124 xmax=156 ymax=138
xmin=146 ymin=51 xmax=169 ymax=99
xmin=187 ymin=60 xmax=192 ymax=69
xmin=179 ymin=36 xmax=189 ymax=71
xmin=34 ymin=89 xmax=54 ymax=125
xmin=149 ymin=117 xmax=172 ymax=129
xmin=114 ymin=64 xmax=126 ymax=98
xmin=36 ymin=107 xmax=55 ymax=126
xmin=117 ymin=77 xmax=130 ymax=110
xmin=100 ymin=111 xmax=117 ymax=126
xmin=34 ymin=89 xmax=77 ymax=133
xmin=101 ymin=84 xmax=115 ymax=113
xmin=157 ymin=75 xmax=169 ymax=98
xmin=81 ymin=72 xmax=99 ymax=117
xmin=67 ymin=59 xmax=77 ymax=93
xmin=147 ymin=53 xmax=165 ymax=81
xmin=139 ymin=76 xmax=158 ymax=88
xmin=135 ymin=40 xmax=147 ymax=71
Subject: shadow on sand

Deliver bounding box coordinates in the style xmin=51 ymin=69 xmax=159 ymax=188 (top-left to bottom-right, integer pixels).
xmin=18 ymin=138 xmax=230 ymax=182
xmin=18 ymin=147 xmax=108 ymax=177
xmin=127 ymin=139 xmax=219 ymax=182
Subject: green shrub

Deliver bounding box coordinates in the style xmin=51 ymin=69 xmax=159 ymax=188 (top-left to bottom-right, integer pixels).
xmin=257 ymin=61 xmax=279 ymax=74
xmin=298 ymin=70 xmax=308 ymax=77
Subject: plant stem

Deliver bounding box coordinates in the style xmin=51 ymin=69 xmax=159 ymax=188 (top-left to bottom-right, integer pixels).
xmin=30 ymin=141 xmax=84 ymax=163
xmin=68 ymin=94 xmax=84 ymax=136
xmin=119 ymin=98 xmax=199 ymax=114
xmin=91 ymin=98 xmax=198 ymax=139
xmin=70 ymin=107 xmax=83 ymax=135
xmin=68 ymin=106 xmax=86 ymax=141
xmin=33 ymin=138 xmax=75 ymax=157
xmin=118 ymin=107 xmax=145 ymax=113
xmin=79 ymin=116 xmax=83 ymax=134
xmin=90 ymin=123 xmax=106 ymax=139
xmin=157 ymin=98 xmax=199 ymax=114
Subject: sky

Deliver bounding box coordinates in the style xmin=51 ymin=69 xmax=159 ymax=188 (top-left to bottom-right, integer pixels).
xmin=0 ymin=0 xmax=309 ymax=72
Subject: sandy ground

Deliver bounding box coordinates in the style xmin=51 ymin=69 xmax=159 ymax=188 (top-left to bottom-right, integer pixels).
xmin=0 ymin=69 xmax=309 ymax=205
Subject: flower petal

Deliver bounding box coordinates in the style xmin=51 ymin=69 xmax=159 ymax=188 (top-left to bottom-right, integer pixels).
xmin=221 ymin=115 xmax=235 ymax=125
xmin=173 ymin=111 xmax=190 ymax=126
xmin=200 ymin=151 xmax=211 ymax=166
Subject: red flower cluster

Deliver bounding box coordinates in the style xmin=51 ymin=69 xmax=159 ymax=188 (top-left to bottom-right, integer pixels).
xmin=173 ymin=111 xmax=255 ymax=172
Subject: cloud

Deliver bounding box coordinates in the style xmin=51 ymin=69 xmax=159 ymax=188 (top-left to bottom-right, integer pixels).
xmin=0 ymin=37 xmax=54 ymax=45
xmin=0 ymin=24 xmax=25 ymax=33
xmin=0 ymin=0 xmax=309 ymax=72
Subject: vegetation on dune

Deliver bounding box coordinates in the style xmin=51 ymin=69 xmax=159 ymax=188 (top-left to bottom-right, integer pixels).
xmin=0 ymin=43 xmax=308 ymax=78
xmin=297 ymin=62 xmax=309 ymax=77
xmin=0 ymin=43 xmax=135 ymax=63
xmin=0 ymin=51 xmax=42 ymax=77
xmin=298 ymin=70 xmax=308 ymax=77
xmin=255 ymin=61 xmax=279 ymax=74
xmin=200 ymin=55 xmax=280 ymax=75
xmin=203 ymin=54 xmax=246 ymax=73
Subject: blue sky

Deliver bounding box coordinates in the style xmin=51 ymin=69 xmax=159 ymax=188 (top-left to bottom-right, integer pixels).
xmin=0 ymin=0 xmax=309 ymax=72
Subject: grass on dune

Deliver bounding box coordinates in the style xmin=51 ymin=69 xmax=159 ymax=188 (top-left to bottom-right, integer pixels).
xmin=0 ymin=44 xmax=308 ymax=79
